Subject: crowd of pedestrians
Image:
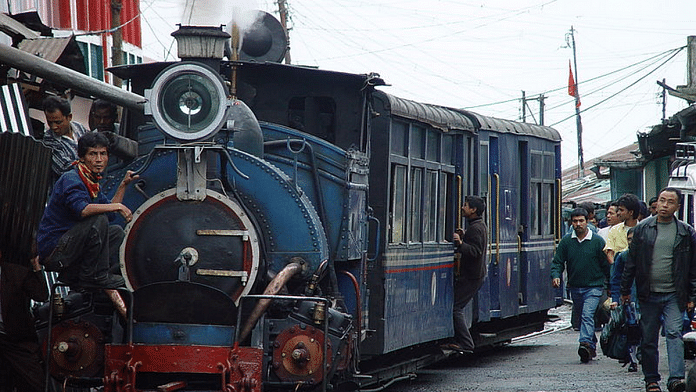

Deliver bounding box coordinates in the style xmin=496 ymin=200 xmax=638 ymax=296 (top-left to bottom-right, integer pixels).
xmin=557 ymin=190 xmax=696 ymax=392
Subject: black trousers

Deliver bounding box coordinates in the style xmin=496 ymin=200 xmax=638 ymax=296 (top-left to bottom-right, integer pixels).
xmin=48 ymin=214 xmax=124 ymax=284
xmin=453 ymin=277 xmax=485 ymax=350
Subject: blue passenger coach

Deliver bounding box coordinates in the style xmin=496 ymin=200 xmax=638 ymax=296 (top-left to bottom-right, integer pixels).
xmin=364 ymin=92 xmax=562 ymax=360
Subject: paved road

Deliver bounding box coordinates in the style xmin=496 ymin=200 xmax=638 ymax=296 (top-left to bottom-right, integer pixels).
xmin=385 ymin=304 xmax=688 ymax=392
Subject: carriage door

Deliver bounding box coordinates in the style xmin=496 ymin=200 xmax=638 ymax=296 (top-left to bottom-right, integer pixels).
xmin=518 ymin=141 xmax=529 ymax=308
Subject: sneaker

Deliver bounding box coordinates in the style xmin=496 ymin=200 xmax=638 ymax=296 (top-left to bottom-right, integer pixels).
xmin=79 ymin=274 xmax=125 ymax=290
xmin=440 ymin=342 xmax=473 ymax=355
xmin=578 ymin=344 xmax=591 ymax=363
xmin=667 ymin=379 xmax=686 ymax=392
xmin=628 ymin=362 xmax=638 ymax=372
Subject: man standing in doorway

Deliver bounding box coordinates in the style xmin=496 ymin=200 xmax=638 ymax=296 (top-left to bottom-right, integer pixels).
xmin=443 ymin=195 xmax=488 ymax=354
xmin=621 ymin=188 xmax=696 ymax=392
xmin=552 ymin=208 xmax=610 ymax=363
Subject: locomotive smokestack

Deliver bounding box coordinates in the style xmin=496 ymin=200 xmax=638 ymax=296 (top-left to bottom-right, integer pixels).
xmin=171 ymin=25 xmax=230 ymax=70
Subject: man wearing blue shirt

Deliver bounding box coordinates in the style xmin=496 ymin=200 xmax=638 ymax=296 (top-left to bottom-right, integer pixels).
xmin=37 ymin=132 xmax=137 ymax=289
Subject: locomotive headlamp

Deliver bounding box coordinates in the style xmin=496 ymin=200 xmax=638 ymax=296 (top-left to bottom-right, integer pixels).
xmin=145 ymin=62 xmax=229 ymax=142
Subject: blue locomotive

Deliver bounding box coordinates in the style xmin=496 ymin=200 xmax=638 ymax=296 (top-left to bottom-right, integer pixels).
xmin=5 ymin=11 xmax=562 ymax=392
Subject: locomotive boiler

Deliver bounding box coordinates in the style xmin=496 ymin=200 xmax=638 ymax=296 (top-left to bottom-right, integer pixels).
xmin=0 ymin=9 xmax=563 ymax=392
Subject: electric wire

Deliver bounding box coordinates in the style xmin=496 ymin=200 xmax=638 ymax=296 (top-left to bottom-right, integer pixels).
xmin=548 ymin=47 xmax=684 ymax=127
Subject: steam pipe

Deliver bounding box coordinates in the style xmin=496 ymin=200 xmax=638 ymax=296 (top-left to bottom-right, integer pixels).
xmin=0 ymin=42 xmax=145 ymax=111
xmin=238 ymin=261 xmax=303 ymax=341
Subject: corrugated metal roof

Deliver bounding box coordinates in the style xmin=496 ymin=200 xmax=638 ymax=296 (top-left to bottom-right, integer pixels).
xmin=379 ymin=92 xmax=561 ymax=140
xmin=382 ymin=92 xmax=477 ymax=133
xmin=18 ymin=36 xmax=73 ymax=62
xmin=467 ymin=112 xmax=562 ymax=142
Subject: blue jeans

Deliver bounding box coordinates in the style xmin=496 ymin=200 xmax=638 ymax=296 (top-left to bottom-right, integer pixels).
xmin=569 ymin=286 xmax=602 ymax=349
xmin=640 ymin=292 xmax=684 ymax=384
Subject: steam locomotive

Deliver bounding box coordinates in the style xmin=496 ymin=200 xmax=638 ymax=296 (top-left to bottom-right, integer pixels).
xmin=2 ymin=10 xmax=562 ymax=392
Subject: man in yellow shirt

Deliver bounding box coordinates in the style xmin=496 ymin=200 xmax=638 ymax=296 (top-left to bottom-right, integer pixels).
xmin=604 ymin=193 xmax=640 ymax=264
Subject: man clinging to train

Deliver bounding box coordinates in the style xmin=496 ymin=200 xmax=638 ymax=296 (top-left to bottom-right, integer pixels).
xmin=443 ymin=195 xmax=488 ymax=354
xmin=551 ymin=207 xmax=609 ymax=363
xmin=37 ymin=132 xmax=138 ymax=289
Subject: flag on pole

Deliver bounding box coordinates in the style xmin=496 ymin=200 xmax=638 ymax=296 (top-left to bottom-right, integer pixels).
xmin=568 ymin=60 xmax=581 ymax=108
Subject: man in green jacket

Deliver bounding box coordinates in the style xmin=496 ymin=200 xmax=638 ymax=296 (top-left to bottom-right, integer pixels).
xmin=552 ymin=207 xmax=610 ymax=363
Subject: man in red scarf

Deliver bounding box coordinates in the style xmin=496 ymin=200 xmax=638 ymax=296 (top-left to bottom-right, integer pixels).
xmin=37 ymin=132 xmax=137 ymax=289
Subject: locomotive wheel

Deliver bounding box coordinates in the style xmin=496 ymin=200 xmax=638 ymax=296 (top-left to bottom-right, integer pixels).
xmin=272 ymin=324 xmax=332 ymax=384
xmin=46 ymin=320 xmax=104 ymax=379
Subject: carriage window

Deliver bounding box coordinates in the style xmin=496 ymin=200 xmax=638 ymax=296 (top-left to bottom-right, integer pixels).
xmin=423 ymin=170 xmax=438 ymax=242
xmin=530 ymin=151 xmax=555 ymax=237
xmin=480 ymin=143 xmax=489 ymax=196
xmin=439 ymin=172 xmax=449 ymax=241
xmin=390 ymin=165 xmax=407 ymax=243
xmin=426 ymin=130 xmax=439 ymax=161
xmin=410 ymin=168 xmax=423 ymax=242
xmin=531 ymin=183 xmax=541 ymax=235
xmin=543 ymin=153 xmax=555 ymax=179
xmin=544 ymin=183 xmax=553 ymax=235
xmin=412 ymin=126 xmax=425 ymax=159
xmin=391 ymin=121 xmax=408 ymax=156
xmin=442 ymin=135 xmax=453 ymax=165
xmin=531 ymin=153 xmax=542 ymax=179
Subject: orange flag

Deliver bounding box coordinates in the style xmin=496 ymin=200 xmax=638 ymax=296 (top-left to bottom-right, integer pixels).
xmin=568 ymin=60 xmax=581 ymax=107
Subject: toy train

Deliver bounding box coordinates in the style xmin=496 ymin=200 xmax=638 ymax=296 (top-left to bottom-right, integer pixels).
xmin=4 ymin=11 xmax=563 ymax=392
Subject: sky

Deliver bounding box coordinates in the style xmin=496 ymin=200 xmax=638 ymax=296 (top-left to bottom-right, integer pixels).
xmin=139 ymin=0 xmax=696 ymax=169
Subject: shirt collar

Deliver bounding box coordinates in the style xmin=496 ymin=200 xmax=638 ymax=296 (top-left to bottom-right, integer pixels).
xmin=571 ymin=227 xmax=593 ymax=242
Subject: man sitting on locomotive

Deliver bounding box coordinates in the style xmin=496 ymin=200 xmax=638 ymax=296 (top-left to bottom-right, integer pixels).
xmin=37 ymin=132 xmax=137 ymax=289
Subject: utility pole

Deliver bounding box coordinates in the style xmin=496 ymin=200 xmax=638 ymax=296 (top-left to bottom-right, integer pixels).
xmin=661 ymin=78 xmax=667 ymax=122
xmin=277 ymin=0 xmax=291 ymax=64
xmin=674 ymin=36 xmax=696 ymax=104
xmin=111 ymin=0 xmax=123 ymax=87
xmin=567 ymin=26 xmax=584 ymax=177
xmin=520 ymin=91 xmax=546 ymax=125
xmin=660 ymin=37 xmax=696 ymax=105
xmin=521 ymin=90 xmax=526 ymax=122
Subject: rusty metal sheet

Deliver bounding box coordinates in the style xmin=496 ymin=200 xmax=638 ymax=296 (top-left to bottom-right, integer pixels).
xmin=0 ymin=132 xmax=51 ymax=265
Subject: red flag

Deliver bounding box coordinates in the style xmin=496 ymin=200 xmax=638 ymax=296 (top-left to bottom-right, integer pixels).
xmin=568 ymin=60 xmax=581 ymax=107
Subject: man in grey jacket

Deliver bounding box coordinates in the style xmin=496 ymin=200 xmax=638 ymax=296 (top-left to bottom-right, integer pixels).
xmin=621 ymin=187 xmax=696 ymax=392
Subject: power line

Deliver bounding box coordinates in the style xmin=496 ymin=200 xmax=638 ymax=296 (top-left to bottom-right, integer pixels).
xmin=463 ymin=46 xmax=685 ymax=110
xmin=549 ymin=47 xmax=684 ymax=127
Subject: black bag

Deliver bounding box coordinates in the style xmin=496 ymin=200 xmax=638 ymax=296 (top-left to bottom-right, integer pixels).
xmin=600 ymin=303 xmax=639 ymax=360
